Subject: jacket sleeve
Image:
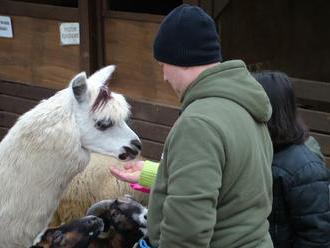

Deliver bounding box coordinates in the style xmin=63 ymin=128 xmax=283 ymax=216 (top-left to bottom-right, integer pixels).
xmin=284 ymin=161 xmax=330 ymax=248
xmin=158 ymin=117 xmax=224 ymax=248
xmin=139 ymin=160 xmax=159 ymax=188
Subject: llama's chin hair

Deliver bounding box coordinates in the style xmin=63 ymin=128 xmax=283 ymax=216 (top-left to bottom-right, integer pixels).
xmin=83 ymin=147 xmax=119 ymax=160
xmin=118 ymin=152 xmax=139 ymax=161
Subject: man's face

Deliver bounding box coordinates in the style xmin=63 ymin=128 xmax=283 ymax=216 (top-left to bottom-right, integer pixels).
xmin=159 ymin=62 xmax=185 ymax=97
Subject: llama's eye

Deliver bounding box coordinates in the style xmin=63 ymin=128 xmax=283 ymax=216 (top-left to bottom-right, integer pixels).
xmin=95 ymin=120 xmax=114 ymax=131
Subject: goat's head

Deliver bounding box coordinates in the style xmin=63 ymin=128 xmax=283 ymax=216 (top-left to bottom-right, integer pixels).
xmin=86 ymin=195 xmax=148 ymax=239
xmin=31 ymin=215 xmax=104 ymax=248
xmin=70 ymin=66 xmax=141 ymax=161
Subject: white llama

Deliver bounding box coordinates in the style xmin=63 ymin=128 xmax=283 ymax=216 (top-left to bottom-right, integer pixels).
xmin=0 ymin=65 xmax=141 ymax=247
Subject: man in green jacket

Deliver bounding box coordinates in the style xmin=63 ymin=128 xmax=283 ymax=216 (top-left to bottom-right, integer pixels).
xmin=111 ymin=4 xmax=274 ymax=248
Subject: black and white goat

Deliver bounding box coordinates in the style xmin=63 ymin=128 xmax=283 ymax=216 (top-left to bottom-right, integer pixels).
xmin=87 ymin=195 xmax=148 ymax=248
xmin=31 ymin=215 xmax=104 ymax=247
xmin=32 ymin=196 xmax=147 ymax=248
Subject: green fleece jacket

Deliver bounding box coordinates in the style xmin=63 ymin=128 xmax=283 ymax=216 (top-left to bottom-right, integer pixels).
xmin=147 ymin=60 xmax=274 ymax=248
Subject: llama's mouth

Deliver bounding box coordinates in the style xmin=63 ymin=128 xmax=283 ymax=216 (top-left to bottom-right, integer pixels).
xmin=119 ymin=141 xmax=141 ymax=160
xmin=118 ymin=152 xmax=131 ymax=161
xmin=119 ymin=148 xmax=139 ymax=161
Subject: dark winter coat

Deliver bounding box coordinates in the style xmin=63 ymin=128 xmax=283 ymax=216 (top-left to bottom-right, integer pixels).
xmin=269 ymin=136 xmax=330 ymax=247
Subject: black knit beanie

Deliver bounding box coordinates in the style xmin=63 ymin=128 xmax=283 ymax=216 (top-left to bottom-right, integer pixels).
xmin=153 ymin=4 xmax=222 ymax=67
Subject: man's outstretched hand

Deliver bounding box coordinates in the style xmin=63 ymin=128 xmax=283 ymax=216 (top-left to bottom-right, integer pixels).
xmin=110 ymin=160 xmax=145 ymax=183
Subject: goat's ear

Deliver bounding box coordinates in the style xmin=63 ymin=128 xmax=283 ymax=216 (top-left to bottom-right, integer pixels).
xmin=88 ymin=65 xmax=116 ymax=86
xmin=70 ymin=72 xmax=88 ymax=103
xmin=47 ymin=229 xmax=64 ymax=245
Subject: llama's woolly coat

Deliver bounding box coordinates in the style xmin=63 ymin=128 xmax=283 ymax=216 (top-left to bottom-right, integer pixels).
xmin=0 ymin=66 xmax=141 ymax=247
xmin=0 ymin=90 xmax=90 ymax=247
xmin=50 ymin=154 xmax=149 ymax=226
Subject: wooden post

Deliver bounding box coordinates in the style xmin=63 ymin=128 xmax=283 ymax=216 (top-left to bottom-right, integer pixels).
xmin=214 ymin=0 xmax=231 ymax=21
xmin=78 ymin=0 xmax=98 ymax=75
xmin=95 ymin=0 xmax=105 ymax=69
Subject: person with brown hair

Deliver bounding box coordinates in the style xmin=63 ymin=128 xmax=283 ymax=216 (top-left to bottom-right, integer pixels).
xmin=254 ymin=71 xmax=330 ymax=248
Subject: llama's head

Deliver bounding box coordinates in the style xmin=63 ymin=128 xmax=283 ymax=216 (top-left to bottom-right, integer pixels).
xmin=86 ymin=195 xmax=148 ymax=239
xmin=70 ymin=65 xmax=141 ymax=161
xmin=31 ymin=215 xmax=104 ymax=248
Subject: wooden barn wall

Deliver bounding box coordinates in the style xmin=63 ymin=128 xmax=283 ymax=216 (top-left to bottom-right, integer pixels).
xmin=218 ymin=0 xmax=330 ymax=82
xmin=0 ymin=0 xmax=82 ymax=89
xmin=216 ymin=0 xmax=330 ymax=167
xmin=0 ymin=16 xmax=80 ymax=89
xmin=103 ymin=14 xmax=180 ymax=106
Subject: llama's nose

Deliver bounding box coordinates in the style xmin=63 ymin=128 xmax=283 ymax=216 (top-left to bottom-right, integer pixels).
xmin=131 ymin=139 xmax=142 ymax=151
xmin=119 ymin=139 xmax=142 ymax=160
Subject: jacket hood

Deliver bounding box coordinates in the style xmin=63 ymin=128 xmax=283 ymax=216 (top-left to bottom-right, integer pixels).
xmin=181 ymin=60 xmax=272 ymax=123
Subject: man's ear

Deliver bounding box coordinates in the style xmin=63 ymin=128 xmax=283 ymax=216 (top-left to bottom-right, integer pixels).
xmin=70 ymin=71 xmax=88 ymax=103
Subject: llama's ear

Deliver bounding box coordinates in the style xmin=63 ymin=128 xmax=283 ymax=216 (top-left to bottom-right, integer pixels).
xmin=88 ymin=65 xmax=116 ymax=86
xmin=71 ymin=72 xmax=88 ymax=103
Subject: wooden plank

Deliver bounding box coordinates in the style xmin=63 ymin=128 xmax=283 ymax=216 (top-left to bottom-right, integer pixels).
xmin=0 ymin=0 xmax=78 ymax=21
xmin=0 ymin=95 xmax=37 ymax=114
xmin=0 ymin=111 xmax=19 ymax=128
xmin=78 ymin=0 xmax=98 ymax=75
xmin=0 ymin=80 xmax=56 ymax=101
xmin=96 ymin=0 xmax=105 ymax=68
xmin=0 ymin=127 xmax=8 ymax=141
xmin=292 ymin=78 xmax=330 ymax=105
xmin=128 ymin=99 xmax=179 ymax=126
xmin=299 ymin=108 xmax=330 ymax=134
xmin=141 ymin=139 xmax=163 ymax=161
xmin=102 ymin=0 xmax=109 ymax=16
xmin=311 ymin=132 xmax=330 ymax=156
xmin=105 ymin=0 xmax=182 ymax=18
xmin=104 ymin=18 xmax=180 ymax=106
xmin=0 ymin=16 xmax=80 ymax=89
xmin=131 ymin=119 xmax=170 ymax=143
xmin=218 ymin=0 xmax=330 ymax=83
xmin=105 ymin=10 xmax=163 ymax=23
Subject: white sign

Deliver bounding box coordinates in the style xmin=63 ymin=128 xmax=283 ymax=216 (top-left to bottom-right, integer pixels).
xmin=59 ymin=22 xmax=80 ymax=46
xmin=0 ymin=16 xmax=13 ymax=38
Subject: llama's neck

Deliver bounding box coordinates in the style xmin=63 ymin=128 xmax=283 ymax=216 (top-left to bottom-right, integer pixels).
xmin=0 ymin=88 xmax=91 ymax=246
xmin=0 ymin=88 xmax=90 ymax=174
